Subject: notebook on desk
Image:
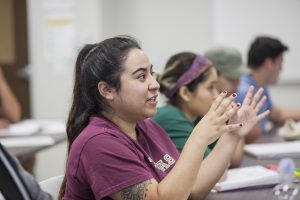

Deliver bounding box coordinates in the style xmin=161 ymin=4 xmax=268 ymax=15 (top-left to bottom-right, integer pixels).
xmin=0 ymin=136 xmax=55 ymax=148
xmin=213 ymin=165 xmax=280 ymax=192
xmin=244 ymin=141 xmax=300 ymax=159
xmin=0 ymin=119 xmax=66 ymax=137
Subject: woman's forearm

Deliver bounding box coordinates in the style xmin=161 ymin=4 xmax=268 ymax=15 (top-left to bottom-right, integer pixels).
xmin=230 ymin=138 xmax=244 ymax=168
xmin=157 ymin=131 xmax=209 ymax=200
xmin=190 ymin=133 xmax=240 ymax=200
xmin=0 ymin=76 xmax=21 ymax=122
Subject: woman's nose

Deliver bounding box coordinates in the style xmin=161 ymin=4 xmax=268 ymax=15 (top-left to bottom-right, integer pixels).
xmin=149 ymin=76 xmax=160 ymax=90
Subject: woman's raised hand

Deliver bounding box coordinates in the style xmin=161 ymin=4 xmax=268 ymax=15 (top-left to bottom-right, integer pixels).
xmin=231 ymin=86 xmax=270 ymax=136
xmin=194 ymin=91 xmax=242 ymax=144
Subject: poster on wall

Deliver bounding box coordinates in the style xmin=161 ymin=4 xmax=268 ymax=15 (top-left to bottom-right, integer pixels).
xmin=42 ymin=0 xmax=76 ymax=74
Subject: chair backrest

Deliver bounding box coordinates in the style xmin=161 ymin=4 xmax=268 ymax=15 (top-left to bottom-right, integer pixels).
xmin=0 ymin=144 xmax=32 ymax=200
xmin=39 ymin=175 xmax=63 ymax=200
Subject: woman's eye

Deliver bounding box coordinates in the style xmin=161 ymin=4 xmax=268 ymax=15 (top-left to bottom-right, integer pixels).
xmin=208 ymin=85 xmax=215 ymax=90
xmin=138 ymin=74 xmax=146 ymax=80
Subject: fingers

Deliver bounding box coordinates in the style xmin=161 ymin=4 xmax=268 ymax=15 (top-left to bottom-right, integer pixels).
xmin=214 ymin=93 xmax=237 ymax=117
xmin=221 ymin=123 xmax=243 ymax=133
xmin=250 ymin=88 xmax=264 ymax=108
xmin=255 ymin=95 xmax=267 ymax=113
xmin=209 ymin=91 xmax=227 ymax=111
xmin=218 ymin=102 xmax=240 ymax=124
xmin=257 ymin=110 xmax=270 ymax=121
xmin=242 ymin=85 xmax=254 ymax=106
xmin=242 ymin=86 xmax=265 ymax=110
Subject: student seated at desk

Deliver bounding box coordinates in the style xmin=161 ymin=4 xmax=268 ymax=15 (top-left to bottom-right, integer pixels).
xmin=59 ymin=36 xmax=268 ymax=200
xmin=236 ymin=36 xmax=300 ymax=143
xmin=204 ymin=47 xmax=247 ymax=167
xmin=152 ymin=52 xmax=267 ymax=168
xmin=0 ymin=143 xmax=52 ymax=200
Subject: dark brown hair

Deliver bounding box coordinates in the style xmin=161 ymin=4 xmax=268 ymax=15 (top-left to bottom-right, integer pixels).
xmin=157 ymin=52 xmax=211 ymax=106
xmin=248 ymin=36 xmax=288 ymax=70
xmin=58 ymin=35 xmax=141 ymax=199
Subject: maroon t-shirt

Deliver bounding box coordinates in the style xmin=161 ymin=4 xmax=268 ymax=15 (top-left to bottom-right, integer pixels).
xmin=63 ymin=116 xmax=179 ymax=200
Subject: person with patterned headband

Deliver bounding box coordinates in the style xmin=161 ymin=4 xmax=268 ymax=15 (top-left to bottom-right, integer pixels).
xmin=152 ymin=52 xmax=266 ymax=168
xmin=60 ymin=36 xmax=268 ymax=200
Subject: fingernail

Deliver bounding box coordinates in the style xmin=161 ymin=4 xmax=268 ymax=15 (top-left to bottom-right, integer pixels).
xmin=236 ymin=103 xmax=241 ymax=107
xmin=232 ymin=93 xmax=237 ymax=97
xmin=239 ymin=123 xmax=243 ymax=127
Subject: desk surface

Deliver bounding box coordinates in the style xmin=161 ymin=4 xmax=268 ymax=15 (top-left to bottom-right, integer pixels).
xmin=0 ymin=120 xmax=67 ymax=161
xmin=6 ymin=134 xmax=66 ymax=161
xmin=206 ymin=132 xmax=300 ymax=200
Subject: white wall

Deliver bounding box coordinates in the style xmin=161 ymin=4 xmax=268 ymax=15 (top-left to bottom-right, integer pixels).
xmin=213 ymin=0 xmax=300 ymax=83
xmin=27 ymin=0 xmax=103 ymax=180
xmin=102 ymin=0 xmax=213 ymax=73
xmin=27 ymin=0 xmax=103 ymax=121
xmin=269 ymin=84 xmax=300 ymax=110
xmin=25 ymin=0 xmax=300 ymax=180
xmin=212 ymin=0 xmax=300 ymax=117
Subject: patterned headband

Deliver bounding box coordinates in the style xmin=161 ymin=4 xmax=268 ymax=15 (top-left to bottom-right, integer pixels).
xmin=164 ymin=55 xmax=212 ymax=98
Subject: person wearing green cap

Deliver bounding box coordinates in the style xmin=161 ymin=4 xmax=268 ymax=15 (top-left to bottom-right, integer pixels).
xmin=204 ymin=46 xmax=247 ymax=94
xmin=204 ymin=47 xmax=247 ymax=166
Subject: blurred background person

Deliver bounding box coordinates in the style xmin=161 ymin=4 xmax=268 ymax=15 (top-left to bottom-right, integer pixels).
xmin=152 ymin=52 xmax=268 ymax=168
xmin=0 ymin=67 xmax=34 ymax=174
xmin=236 ymin=36 xmax=300 ymax=143
xmin=0 ymin=67 xmax=21 ymax=128
xmin=204 ymin=46 xmax=247 ymax=94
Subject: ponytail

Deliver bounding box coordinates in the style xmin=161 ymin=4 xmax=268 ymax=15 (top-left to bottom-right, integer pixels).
xmin=58 ymin=35 xmax=141 ymax=199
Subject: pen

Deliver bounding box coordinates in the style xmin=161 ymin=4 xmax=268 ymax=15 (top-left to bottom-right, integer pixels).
xmin=266 ymin=164 xmax=300 ymax=178
xmin=266 ymin=163 xmax=278 ymax=171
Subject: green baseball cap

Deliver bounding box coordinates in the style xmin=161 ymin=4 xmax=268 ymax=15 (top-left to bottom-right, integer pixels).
xmin=204 ymin=46 xmax=248 ymax=80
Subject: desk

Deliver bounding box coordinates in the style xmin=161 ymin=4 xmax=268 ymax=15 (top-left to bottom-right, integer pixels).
xmin=206 ymin=132 xmax=300 ymax=200
xmin=5 ymin=134 xmax=66 ymax=161
xmin=0 ymin=119 xmax=66 ymax=161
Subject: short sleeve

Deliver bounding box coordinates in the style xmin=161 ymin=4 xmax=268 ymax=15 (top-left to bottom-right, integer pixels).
xmin=80 ymin=135 xmax=153 ymax=199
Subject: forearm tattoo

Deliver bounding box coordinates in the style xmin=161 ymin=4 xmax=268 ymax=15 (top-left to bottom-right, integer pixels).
xmin=120 ymin=179 xmax=152 ymax=200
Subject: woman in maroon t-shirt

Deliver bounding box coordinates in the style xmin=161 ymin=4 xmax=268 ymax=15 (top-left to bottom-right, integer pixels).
xmin=59 ymin=36 xmax=269 ymax=200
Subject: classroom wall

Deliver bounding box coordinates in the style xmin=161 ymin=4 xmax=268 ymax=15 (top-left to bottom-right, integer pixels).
xmin=25 ymin=0 xmax=300 ymax=180
xmin=101 ymin=0 xmax=214 ymax=73
xmin=213 ymin=0 xmax=300 ymax=83
xmin=27 ymin=0 xmax=103 ymax=121
xmin=27 ymin=0 xmax=103 ymax=180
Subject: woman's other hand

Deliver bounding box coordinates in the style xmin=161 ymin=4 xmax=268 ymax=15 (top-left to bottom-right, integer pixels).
xmin=194 ymin=91 xmax=242 ymax=144
xmin=232 ymin=86 xmax=270 ymax=136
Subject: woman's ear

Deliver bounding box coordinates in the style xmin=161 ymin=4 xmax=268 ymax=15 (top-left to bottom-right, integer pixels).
xmin=97 ymin=81 xmax=115 ymax=100
xmin=178 ymin=86 xmax=192 ymax=102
